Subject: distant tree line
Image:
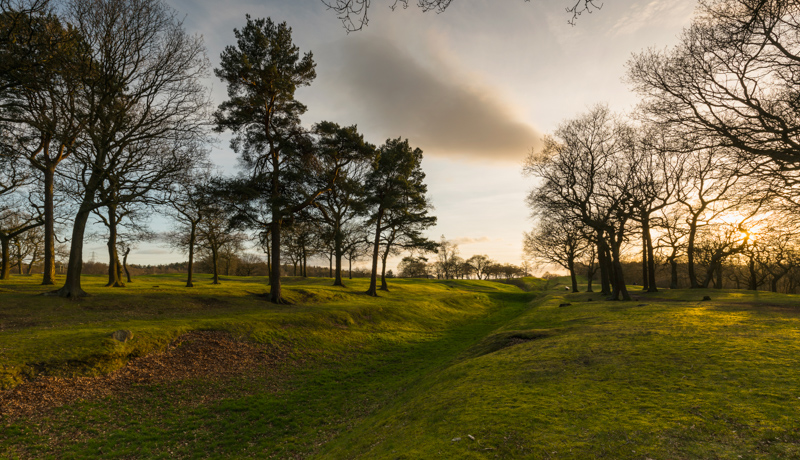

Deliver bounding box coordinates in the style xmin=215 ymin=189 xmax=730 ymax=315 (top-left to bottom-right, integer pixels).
xmin=0 ymin=0 xmax=439 ymax=303
xmin=397 ymin=235 xmax=530 ymax=280
xmin=523 ymin=0 xmax=800 ymax=298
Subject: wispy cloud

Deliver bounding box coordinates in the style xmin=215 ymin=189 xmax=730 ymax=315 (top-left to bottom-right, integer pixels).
xmin=610 ymin=0 xmax=694 ymax=36
xmin=453 ymin=236 xmax=493 ymax=245
xmin=320 ymin=37 xmax=542 ymax=161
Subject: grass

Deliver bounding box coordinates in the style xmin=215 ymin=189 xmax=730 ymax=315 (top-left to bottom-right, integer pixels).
xmin=2 ymin=274 xmax=800 ymax=458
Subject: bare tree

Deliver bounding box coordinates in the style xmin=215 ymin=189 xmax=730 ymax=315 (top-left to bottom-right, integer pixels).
xmin=466 ymin=254 xmax=493 ymax=280
xmin=0 ymin=195 xmax=42 ymax=279
xmin=56 ymin=0 xmax=210 ymax=298
xmin=524 ymin=214 xmax=586 ymax=292
xmin=164 ymin=163 xmax=213 ymax=287
xmin=322 ymin=0 xmax=602 ymax=31
xmin=628 ymin=0 xmax=800 ymax=178
xmin=1 ymin=9 xmax=86 ymax=285
xmin=525 ymin=104 xmax=637 ymax=300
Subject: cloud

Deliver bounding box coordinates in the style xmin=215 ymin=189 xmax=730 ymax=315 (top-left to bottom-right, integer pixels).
xmin=452 ymin=236 xmax=493 ymax=245
xmin=321 ymin=37 xmax=542 ymax=161
xmin=135 ymin=248 xmax=171 ymax=255
xmin=610 ymin=0 xmax=694 ymax=36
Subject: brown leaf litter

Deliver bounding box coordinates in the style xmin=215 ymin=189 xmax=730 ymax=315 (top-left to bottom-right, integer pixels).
xmin=0 ymin=330 xmax=289 ymax=420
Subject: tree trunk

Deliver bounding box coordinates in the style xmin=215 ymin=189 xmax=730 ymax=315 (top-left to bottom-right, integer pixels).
xmin=586 ymin=266 xmax=593 ymax=293
xmin=568 ymin=258 xmax=578 ymax=293
xmin=380 ymin=246 xmax=390 ymax=291
xmin=0 ymin=236 xmax=10 ymax=280
xmin=670 ymin=259 xmax=679 ymax=289
xmin=186 ymin=222 xmax=196 ymax=287
xmin=643 ymin=216 xmax=658 ymax=292
xmin=333 ymin=225 xmax=344 ymax=286
xmin=41 ymin=165 xmax=56 ymax=285
xmin=608 ymin=230 xmax=631 ymax=301
xmin=57 ymin=207 xmax=92 ymax=298
xmin=714 ymin=262 xmax=723 ymax=289
xmin=123 ymin=247 xmax=132 ymax=283
xmin=302 ymin=245 xmax=308 ymax=278
xmin=687 ymin=216 xmax=700 ymax=288
xmin=748 ymin=256 xmax=757 ymax=291
xmin=348 ymin=256 xmax=352 ymax=279
xmin=106 ymin=205 xmax=124 ymax=287
xmin=597 ymin=235 xmax=611 ymax=295
xmin=366 ymin=211 xmax=383 ymax=296
xmin=641 ymin=226 xmax=649 ymax=291
xmin=211 ymin=246 xmax=220 ymax=284
xmin=771 ymin=276 xmax=780 ymax=293
xmin=15 ymin=241 xmax=23 ymax=274
xmin=26 ymin=246 xmax=39 ymax=275
xmin=269 ymin=220 xmax=284 ymax=303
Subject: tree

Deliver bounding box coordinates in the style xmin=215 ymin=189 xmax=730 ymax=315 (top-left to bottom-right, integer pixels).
xmin=11 ymin=223 xmax=43 ymax=274
xmin=627 ymin=0 xmax=800 ymax=175
xmin=322 ymin=0 xmax=602 ymax=31
xmin=375 ymin=212 xmax=436 ymax=290
xmin=364 ymin=137 xmax=436 ymax=296
xmin=674 ymin=147 xmax=749 ymax=288
xmin=466 ymin=254 xmax=493 ymax=280
xmin=525 ymin=105 xmax=637 ymax=300
xmin=0 ymin=197 xmax=42 ymax=279
xmin=310 ymin=121 xmax=374 ymax=286
xmin=214 ymin=16 xmax=324 ymax=303
xmin=628 ymin=126 xmax=681 ymax=292
xmin=435 ymin=235 xmax=459 ymax=280
xmin=398 ymin=255 xmax=429 ymax=278
xmin=524 ymin=214 xmax=586 ymax=292
xmin=195 ymin=197 xmax=240 ymax=285
xmin=55 ymin=0 xmax=210 ymax=298
xmin=341 ymin=222 xmax=371 ymax=279
xmin=1 ymin=10 xmax=86 ymax=285
xmin=654 ymin=205 xmax=689 ymax=289
xmin=165 ymin=163 xmax=213 ymax=287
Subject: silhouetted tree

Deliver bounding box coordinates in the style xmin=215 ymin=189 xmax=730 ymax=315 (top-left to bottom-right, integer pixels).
xmin=323 ymin=0 xmax=601 ymax=31
xmin=524 ymin=214 xmax=586 ymax=292
xmin=466 ymin=254 xmax=494 ymax=280
xmin=525 ymin=105 xmax=636 ymax=300
xmin=628 ymin=0 xmax=800 ymax=174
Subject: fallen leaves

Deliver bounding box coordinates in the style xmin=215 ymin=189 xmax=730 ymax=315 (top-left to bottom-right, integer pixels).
xmin=0 ymin=331 xmax=288 ymax=420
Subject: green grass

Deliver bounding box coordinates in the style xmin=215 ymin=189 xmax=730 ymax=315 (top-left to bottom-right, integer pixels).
xmin=2 ymin=274 xmax=800 ymax=458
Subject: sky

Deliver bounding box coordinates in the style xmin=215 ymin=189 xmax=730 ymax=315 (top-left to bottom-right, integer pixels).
xmin=95 ymin=0 xmax=698 ymax=272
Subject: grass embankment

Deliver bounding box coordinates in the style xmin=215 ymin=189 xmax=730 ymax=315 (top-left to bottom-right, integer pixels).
xmin=0 ymin=274 xmax=535 ymax=458
xmin=2 ymin=275 xmax=800 ymax=458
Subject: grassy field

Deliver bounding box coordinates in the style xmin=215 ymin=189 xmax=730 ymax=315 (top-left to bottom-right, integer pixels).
xmin=1 ymin=274 xmax=800 ymax=458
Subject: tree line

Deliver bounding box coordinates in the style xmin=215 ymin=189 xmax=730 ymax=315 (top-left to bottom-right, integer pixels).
xmin=0 ymin=0 xmax=441 ymax=303
xmin=398 ymin=235 xmax=530 ymax=280
xmin=523 ymin=0 xmax=800 ymax=299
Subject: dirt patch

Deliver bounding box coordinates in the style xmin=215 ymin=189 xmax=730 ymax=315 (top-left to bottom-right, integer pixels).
xmin=0 ymin=331 xmax=288 ymax=420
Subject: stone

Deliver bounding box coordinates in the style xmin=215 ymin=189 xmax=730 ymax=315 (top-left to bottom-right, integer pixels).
xmin=111 ymin=330 xmax=134 ymax=343
xmin=558 ymin=303 xmax=571 ymax=307
xmin=702 ymin=296 xmax=712 ymax=301
xmin=452 ymin=437 xmax=461 ymax=442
